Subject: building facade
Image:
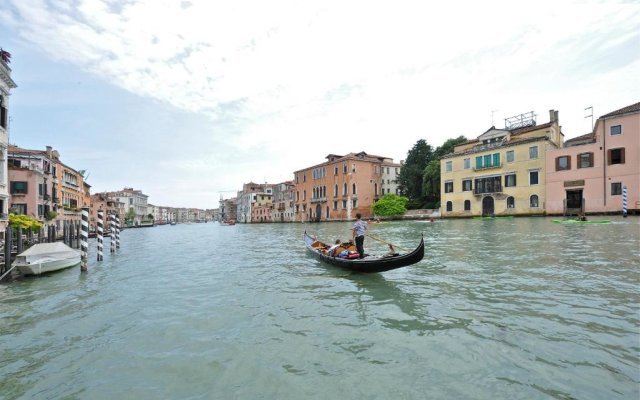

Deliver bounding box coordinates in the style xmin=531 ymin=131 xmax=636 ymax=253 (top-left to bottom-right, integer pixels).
xmin=440 ymin=110 xmax=563 ymax=217
xmin=546 ymin=102 xmax=639 ymax=215
xmin=293 ymin=152 xmax=390 ymax=222
xmin=0 ymin=50 xmax=17 ymax=234
xmin=107 ymin=187 xmax=149 ymax=226
xmin=381 ymin=160 xmax=402 ymax=196
xmin=272 ymin=181 xmax=295 ymax=222
xmin=8 ymin=146 xmax=54 ymax=223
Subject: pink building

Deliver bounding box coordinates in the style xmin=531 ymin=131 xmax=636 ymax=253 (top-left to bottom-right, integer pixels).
xmin=546 ymin=102 xmax=639 ymax=215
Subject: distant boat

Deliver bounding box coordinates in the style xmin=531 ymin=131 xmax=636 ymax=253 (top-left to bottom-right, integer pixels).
xmin=170 ymin=221 xmax=176 ymax=226
xmin=552 ymin=219 xmax=611 ymax=224
xmin=473 ymin=216 xmax=514 ymax=220
xmin=13 ymin=242 xmax=81 ymax=275
xmin=220 ymin=219 xmax=236 ymax=226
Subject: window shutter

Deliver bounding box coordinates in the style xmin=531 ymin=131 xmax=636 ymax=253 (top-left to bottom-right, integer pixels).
xmin=475 ymin=156 xmax=482 ymax=169
xmin=588 ymin=152 xmax=594 ymax=167
xmin=607 ymin=149 xmax=612 ymax=165
xmin=567 ymin=156 xmax=571 ymax=170
xmin=493 ymin=153 xmax=500 ymax=167
xmin=555 ymin=157 xmax=560 ymax=170
xmin=620 ymin=148 xmax=625 ymax=164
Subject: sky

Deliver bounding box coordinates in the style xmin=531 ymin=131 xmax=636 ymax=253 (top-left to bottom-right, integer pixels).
xmin=0 ymin=0 xmax=638 ymax=208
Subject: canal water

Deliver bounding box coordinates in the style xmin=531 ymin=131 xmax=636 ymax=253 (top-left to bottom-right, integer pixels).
xmin=1 ymin=218 xmax=638 ymax=399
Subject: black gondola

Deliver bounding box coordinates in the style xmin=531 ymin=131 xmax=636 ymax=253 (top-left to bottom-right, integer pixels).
xmin=303 ymin=231 xmax=424 ymax=273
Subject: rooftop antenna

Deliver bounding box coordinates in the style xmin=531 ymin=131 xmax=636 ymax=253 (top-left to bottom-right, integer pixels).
xmin=584 ymin=106 xmax=593 ymax=131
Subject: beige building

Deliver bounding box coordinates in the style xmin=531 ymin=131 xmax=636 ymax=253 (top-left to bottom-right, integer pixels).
xmin=294 ymin=152 xmax=393 ymax=222
xmin=440 ymin=110 xmax=563 ymax=217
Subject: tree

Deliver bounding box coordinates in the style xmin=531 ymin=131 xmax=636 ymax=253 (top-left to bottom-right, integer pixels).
xmin=9 ymin=214 xmax=43 ymax=231
xmin=422 ymin=135 xmax=468 ymax=208
xmin=371 ymin=194 xmax=408 ymax=217
xmin=398 ymin=139 xmax=433 ymax=208
xmin=125 ymin=207 xmax=136 ymax=223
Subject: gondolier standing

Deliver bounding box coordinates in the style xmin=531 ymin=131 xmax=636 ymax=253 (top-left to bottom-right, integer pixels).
xmin=352 ymin=213 xmax=367 ymax=259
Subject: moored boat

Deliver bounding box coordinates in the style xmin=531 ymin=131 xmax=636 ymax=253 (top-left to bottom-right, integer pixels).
xmin=552 ymin=219 xmax=611 ymax=224
xmin=12 ymin=242 xmax=81 ymax=275
xmin=304 ymin=231 xmax=424 ymax=273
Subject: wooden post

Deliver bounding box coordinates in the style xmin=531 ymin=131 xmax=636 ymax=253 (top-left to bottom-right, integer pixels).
xmin=110 ymin=214 xmax=115 ymax=253
xmin=81 ymin=208 xmax=89 ymax=271
xmin=97 ymin=209 xmax=103 ymax=261
xmin=4 ymin=227 xmax=12 ymax=275
xmin=16 ymin=227 xmax=23 ymax=255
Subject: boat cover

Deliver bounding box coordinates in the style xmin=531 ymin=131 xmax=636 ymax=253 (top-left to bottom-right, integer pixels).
xmin=17 ymin=242 xmax=79 ymax=261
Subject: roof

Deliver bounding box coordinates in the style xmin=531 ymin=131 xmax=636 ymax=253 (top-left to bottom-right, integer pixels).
xmin=564 ymin=132 xmax=595 ymax=147
xmin=441 ymin=135 xmax=549 ymax=159
xmin=600 ymin=102 xmax=640 ymax=119
xmin=295 ymin=151 xmax=390 ymax=173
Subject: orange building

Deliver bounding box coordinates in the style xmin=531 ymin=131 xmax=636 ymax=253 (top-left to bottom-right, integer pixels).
xmin=293 ymin=152 xmax=393 ymax=222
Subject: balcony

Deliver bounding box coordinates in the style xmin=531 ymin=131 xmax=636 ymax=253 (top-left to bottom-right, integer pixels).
xmin=311 ymin=196 xmax=327 ymax=204
xmin=473 ymin=162 xmax=502 ymax=172
xmin=473 ymin=184 xmax=503 ymax=196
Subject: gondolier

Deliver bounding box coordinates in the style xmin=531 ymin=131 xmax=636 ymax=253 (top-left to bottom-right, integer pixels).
xmin=352 ymin=213 xmax=367 ymax=259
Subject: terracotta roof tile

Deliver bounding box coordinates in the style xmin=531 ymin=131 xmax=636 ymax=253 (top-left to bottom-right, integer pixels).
xmin=600 ymin=102 xmax=640 ymax=118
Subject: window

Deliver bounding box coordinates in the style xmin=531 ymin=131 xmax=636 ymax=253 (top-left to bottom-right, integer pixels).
xmin=303 ymin=174 xmax=306 ymax=182
xmin=608 ymin=148 xmax=625 ymax=165
xmin=493 ymin=153 xmax=500 ymax=167
xmin=343 ymin=162 xmax=347 ymax=173
xmin=10 ymin=181 xmax=28 ymax=194
xmin=446 ymin=201 xmax=452 ymax=212
xmin=463 ymin=158 xmax=470 ymax=169
xmin=303 ymin=190 xmax=306 ymax=201
xmin=578 ymin=152 xmax=593 ymax=168
xmin=444 ymin=181 xmax=454 ymax=193
xmin=13 ymin=203 xmax=27 ymax=214
xmin=530 ymin=195 xmax=539 ymax=208
xmin=343 ymin=183 xmax=347 ymax=195
xmin=506 ymin=150 xmax=514 ymax=163
xmin=334 ymin=184 xmax=338 ymax=197
xmin=352 ymin=184 xmax=357 ymax=195
xmin=464 ymin=200 xmax=471 ymax=211
xmin=611 ymin=182 xmax=622 ymax=196
xmin=335 ymin=166 xmax=338 ymax=175
xmin=529 ymin=170 xmax=539 ymax=185
xmin=342 ymin=200 xmax=347 ymax=208
xmin=610 ymin=125 xmax=622 ymax=135
xmin=352 ymin=163 xmax=356 ymax=173
xmin=353 ymin=199 xmax=357 ymax=208
xmin=475 ymin=156 xmax=482 ymax=170
xmin=462 ymin=179 xmax=472 ymax=192
xmin=507 ymin=196 xmax=515 ymax=208
xmin=505 ymin=174 xmax=516 ymax=187
xmin=529 ymin=146 xmax=538 ymax=159
xmin=556 ymin=156 xmax=571 ymax=171
xmin=474 ymin=176 xmax=502 ymax=194
xmin=445 ymin=161 xmax=453 ymax=172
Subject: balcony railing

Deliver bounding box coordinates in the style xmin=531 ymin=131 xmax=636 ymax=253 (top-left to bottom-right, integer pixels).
xmin=311 ymin=196 xmax=327 ymax=203
xmin=473 ymin=184 xmax=503 ymax=195
xmin=473 ymin=162 xmax=502 ymax=171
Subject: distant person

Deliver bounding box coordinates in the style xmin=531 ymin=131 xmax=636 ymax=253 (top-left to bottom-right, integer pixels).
xmin=327 ymin=239 xmax=341 ymax=256
xmin=577 ymin=213 xmax=587 ymax=221
xmin=352 ymin=213 xmax=367 ymax=259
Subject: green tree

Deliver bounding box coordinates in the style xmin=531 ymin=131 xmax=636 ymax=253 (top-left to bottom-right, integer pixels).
xmin=398 ymin=139 xmax=433 ymax=208
xmin=422 ymin=135 xmax=468 ymax=208
xmin=9 ymin=214 xmax=43 ymax=231
xmin=125 ymin=207 xmax=136 ymax=223
xmin=371 ymin=194 xmax=408 ymax=216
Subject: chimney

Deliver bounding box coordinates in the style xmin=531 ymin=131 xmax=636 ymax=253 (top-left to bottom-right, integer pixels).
xmin=554 ymin=110 xmax=559 ymax=122
xmin=549 ymin=109 xmax=555 ymax=122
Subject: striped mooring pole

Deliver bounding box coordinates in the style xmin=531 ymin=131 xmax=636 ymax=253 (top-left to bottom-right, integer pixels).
xmin=110 ymin=214 xmax=116 ymax=254
xmin=115 ymin=216 xmax=121 ymax=249
xmin=97 ymin=209 xmax=104 ymax=261
xmin=81 ymin=207 xmax=89 ymax=271
xmin=622 ymin=185 xmax=627 ymax=218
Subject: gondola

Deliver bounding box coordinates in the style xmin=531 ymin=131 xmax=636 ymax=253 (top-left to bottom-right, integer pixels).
xmin=303 ymin=231 xmax=424 ymax=273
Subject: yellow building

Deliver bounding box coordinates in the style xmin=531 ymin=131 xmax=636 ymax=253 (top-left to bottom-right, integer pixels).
xmin=440 ymin=110 xmax=563 ymax=217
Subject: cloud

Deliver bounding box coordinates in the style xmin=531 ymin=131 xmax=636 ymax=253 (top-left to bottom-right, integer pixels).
xmin=2 ymin=0 xmax=639 ymax=207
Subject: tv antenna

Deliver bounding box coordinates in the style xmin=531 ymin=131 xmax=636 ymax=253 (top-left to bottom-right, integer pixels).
xmin=584 ymin=106 xmax=593 ymax=131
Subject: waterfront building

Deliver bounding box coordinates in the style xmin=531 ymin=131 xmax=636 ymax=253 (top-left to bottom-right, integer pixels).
xmin=440 ymin=110 xmax=563 ymax=217
xmin=381 ymin=160 xmax=402 ymax=196
xmin=54 ymin=158 xmax=90 ymax=229
xmin=293 ymin=151 xmax=392 ymax=222
xmin=8 ymin=146 xmax=55 ymax=223
xmin=0 ymin=50 xmax=17 ymax=235
xmin=546 ymin=102 xmax=639 ymax=215
xmin=272 ymin=181 xmax=295 ymax=222
xmin=107 ymin=187 xmax=149 ymax=226
xmin=218 ymin=196 xmax=237 ymax=222
xmin=90 ymin=193 xmax=124 ymax=230
xmin=237 ymin=182 xmax=271 ymax=223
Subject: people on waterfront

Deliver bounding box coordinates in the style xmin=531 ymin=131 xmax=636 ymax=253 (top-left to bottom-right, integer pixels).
xmin=577 ymin=213 xmax=587 ymax=221
xmin=352 ymin=213 xmax=367 ymax=259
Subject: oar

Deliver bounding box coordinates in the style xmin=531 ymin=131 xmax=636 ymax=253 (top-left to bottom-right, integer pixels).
xmin=365 ymin=233 xmax=410 ymax=252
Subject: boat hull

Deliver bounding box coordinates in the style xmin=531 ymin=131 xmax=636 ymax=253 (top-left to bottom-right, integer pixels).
xmin=14 ymin=255 xmax=81 ymax=275
xmin=304 ymin=232 xmax=424 ymax=273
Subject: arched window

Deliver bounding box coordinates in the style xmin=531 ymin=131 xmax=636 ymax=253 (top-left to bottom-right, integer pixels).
xmin=507 ymin=196 xmax=515 ymax=208
xmin=464 ymin=200 xmax=471 ymax=211
xmin=352 ymin=183 xmax=357 ymax=195
xmin=343 ymin=183 xmax=347 ymax=195
xmin=530 ymin=195 xmax=539 ymax=208
xmin=446 ymin=201 xmax=453 ymax=212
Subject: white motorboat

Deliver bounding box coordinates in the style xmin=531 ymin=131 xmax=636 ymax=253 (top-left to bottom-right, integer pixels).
xmin=12 ymin=242 xmax=81 ymax=275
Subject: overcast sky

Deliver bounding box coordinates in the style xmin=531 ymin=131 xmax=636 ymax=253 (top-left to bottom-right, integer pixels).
xmin=1 ymin=0 xmax=638 ymax=208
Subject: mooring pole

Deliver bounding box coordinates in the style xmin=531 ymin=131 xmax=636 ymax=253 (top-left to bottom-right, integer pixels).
xmin=97 ymin=209 xmax=103 ymax=261
xmin=622 ymin=185 xmax=628 ymax=218
xmin=110 ymin=214 xmax=116 ymax=253
xmin=115 ymin=216 xmax=120 ymax=249
xmin=81 ymin=207 xmax=89 ymax=271
xmin=16 ymin=226 xmax=23 ymax=255
xmin=4 ymin=227 xmax=12 ymax=275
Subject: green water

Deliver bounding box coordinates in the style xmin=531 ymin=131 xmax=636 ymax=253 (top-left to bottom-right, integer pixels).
xmin=1 ymin=218 xmax=639 ymax=399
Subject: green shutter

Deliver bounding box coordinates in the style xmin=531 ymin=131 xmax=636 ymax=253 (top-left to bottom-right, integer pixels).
xmin=493 ymin=153 xmax=500 ymax=167
xmin=475 ymin=156 xmax=482 ymax=169
xmin=483 ymin=154 xmax=491 ymax=168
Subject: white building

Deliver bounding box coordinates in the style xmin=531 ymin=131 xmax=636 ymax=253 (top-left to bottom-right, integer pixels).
xmin=0 ymin=49 xmax=17 ymax=235
xmin=381 ymin=159 xmax=402 ymax=196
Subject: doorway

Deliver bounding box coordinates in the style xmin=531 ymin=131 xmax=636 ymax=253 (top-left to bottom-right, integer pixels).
xmin=566 ymin=189 xmax=583 ymax=215
xmin=482 ymin=196 xmax=495 ymax=216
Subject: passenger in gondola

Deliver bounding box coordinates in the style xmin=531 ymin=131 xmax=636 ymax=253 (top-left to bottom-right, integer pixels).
xmin=327 ymin=239 xmax=341 ymax=256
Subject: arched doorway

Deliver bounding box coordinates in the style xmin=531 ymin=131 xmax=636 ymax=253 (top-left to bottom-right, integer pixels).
xmin=482 ymin=196 xmax=494 ymax=216
xmin=315 ymin=204 xmax=321 ymax=222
